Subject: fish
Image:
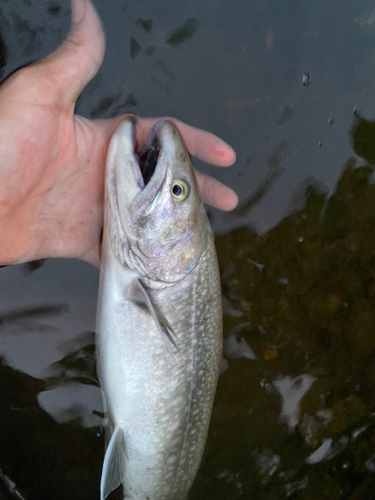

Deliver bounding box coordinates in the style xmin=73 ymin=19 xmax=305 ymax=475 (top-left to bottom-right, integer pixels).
xmin=96 ymin=116 xmax=223 ymax=500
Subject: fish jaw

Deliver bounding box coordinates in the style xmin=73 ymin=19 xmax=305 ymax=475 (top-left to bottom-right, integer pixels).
xmin=106 ymin=116 xmax=143 ymax=240
xmin=106 ymin=118 xmax=210 ymax=283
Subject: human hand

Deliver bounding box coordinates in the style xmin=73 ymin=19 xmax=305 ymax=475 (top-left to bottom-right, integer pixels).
xmin=0 ymin=0 xmax=238 ymax=268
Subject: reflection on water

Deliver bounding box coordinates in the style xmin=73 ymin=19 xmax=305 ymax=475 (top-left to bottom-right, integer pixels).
xmin=1 ymin=151 xmax=375 ymax=498
xmin=42 ymin=330 xmax=97 ymax=390
xmin=0 ymin=357 xmax=102 ymax=500
xmin=190 ymin=147 xmax=375 ymax=498
xmin=2 ymin=0 xmax=375 ymax=498
xmin=166 ymin=18 xmax=199 ymax=47
xmin=0 ymin=304 xmax=68 ymax=333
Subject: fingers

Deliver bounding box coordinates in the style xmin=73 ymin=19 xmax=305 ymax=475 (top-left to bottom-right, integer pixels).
xmin=95 ymin=114 xmax=237 ymax=167
xmin=137 ymin=117 xmax=237 ymax=167
xmin=94 ymin=114 xmax=239 ymax=211
xmin=32 ymin=0 xmax=105 ymax=107
xmin=196 ymin=172 xmax=238 ymax=211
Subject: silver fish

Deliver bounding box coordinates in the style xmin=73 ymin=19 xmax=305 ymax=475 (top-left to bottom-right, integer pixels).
xmin=96 ymin=116 xmax=222 ymax=500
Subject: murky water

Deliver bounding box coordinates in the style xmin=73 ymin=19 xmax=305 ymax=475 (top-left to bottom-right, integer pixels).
xmin=1 ymin=0 xmax=375 ymax=498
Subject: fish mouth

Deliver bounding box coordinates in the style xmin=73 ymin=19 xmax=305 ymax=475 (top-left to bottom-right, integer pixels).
xmin=129 ymin=119 xmax=173 ymax=210
xmin=109 ymin=117 xmax=176 ymax=226
xmin=137 ymin=131 xmax=161 ymax=187
xmin=113 ymin=117 xmax=167 ymax=195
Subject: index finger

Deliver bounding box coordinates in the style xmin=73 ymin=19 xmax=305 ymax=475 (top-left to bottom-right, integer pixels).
xmin=137 ymin=116 xmax=237 ymax=167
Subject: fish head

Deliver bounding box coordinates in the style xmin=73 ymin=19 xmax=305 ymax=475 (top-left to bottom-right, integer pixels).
xmin=106 ymin=117 xmax=210 ymax=283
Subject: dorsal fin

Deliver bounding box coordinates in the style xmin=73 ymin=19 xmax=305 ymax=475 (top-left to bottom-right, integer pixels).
xmin=101 ymin=425 xmax=126 ymax=500
xmin=128 ymin=278 xmax=179 ymax=352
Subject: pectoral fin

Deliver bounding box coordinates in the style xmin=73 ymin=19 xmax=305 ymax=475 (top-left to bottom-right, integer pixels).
xmin=128 ymin=279 xmax=178 ymax=351
xmin=101 ymin=425 xmax=126 ymax=500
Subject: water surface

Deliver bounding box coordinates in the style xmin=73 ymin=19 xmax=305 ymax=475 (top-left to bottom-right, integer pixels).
xmin=1 ymin=0 xmax=375 ymax=498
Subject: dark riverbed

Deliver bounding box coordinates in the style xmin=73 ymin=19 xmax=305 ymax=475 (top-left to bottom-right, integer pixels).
xmin=1 ymin=0 xmax=375 ymax=498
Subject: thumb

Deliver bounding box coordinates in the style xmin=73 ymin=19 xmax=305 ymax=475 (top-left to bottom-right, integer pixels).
xmin=35 ymin=0 xmax=105 ymax=108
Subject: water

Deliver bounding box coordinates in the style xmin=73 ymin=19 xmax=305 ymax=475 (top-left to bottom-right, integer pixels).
xmin=1 ymin=0 xmax=375 ymax=498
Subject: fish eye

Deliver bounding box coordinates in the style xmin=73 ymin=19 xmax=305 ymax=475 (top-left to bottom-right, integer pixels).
xmin=172 ymin=180 xmax=189 ymax=201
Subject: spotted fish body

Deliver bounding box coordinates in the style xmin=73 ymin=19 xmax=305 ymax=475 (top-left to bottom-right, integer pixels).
xmin=96 ymin=117 xmax=222 ymax=499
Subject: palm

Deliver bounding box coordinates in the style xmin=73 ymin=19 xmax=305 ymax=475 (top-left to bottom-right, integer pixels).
xmin=0 ymin=0 xmax=237 ymax=267
xmin=0 ymin=72 xmax=106 ymax=265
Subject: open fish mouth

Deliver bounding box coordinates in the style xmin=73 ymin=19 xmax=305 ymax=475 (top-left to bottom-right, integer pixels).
xmin=108 ymin=116 xmax=176 ymax=239
xmin=125 ymin=116 xmax=165 ymax=191
xmin=138 ymin=132 xmax=161 ymax=186
xmin=108 ymin=115 xmax=206 ymax=279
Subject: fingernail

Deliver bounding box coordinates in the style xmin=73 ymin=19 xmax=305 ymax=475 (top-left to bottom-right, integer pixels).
xmin=72 ymin=0 xmax=87 ymax=23
xmin=212 ymin=144 xmax=236 ymax=162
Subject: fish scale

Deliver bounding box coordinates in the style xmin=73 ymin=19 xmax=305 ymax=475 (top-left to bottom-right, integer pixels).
xmin=96 ymin=117 xmax=222 ymax=500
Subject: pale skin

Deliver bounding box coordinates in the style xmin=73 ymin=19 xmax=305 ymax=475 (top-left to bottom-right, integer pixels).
xmin=0 ymin=0 xmax=238 ymax=268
